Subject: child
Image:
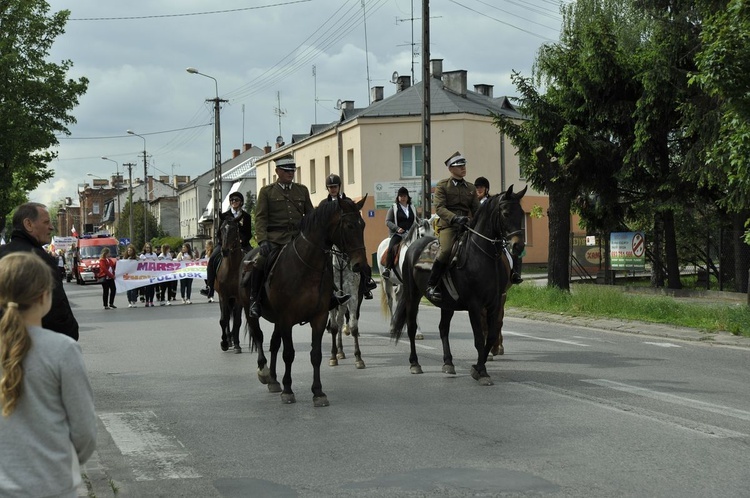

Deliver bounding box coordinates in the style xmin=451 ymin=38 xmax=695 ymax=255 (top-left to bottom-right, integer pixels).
xmin=0 ymin=252 xmax=97 ymax=497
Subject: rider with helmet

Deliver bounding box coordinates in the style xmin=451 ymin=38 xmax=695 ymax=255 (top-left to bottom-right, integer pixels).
xmin=201 ymin=191 xmax=253 ymax=298
xmin=319 ymin=173 xmax=378 ymax=300
xmin=425 ymin=151 xmax=480 ymax=302
xmin=382 ymin=186 xmax=418 ymax=279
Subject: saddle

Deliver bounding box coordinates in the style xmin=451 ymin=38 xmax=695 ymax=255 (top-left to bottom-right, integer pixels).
xmin=379 ymin=243 xmax=403 ymax=268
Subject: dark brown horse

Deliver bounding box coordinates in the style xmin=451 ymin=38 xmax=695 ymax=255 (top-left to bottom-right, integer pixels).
xmin=215 ymin=219 xmax=244 ymax=353
xmin=242 ymin=196 xmax=368 ymax=406
xmin=391 ymin=185 xmax=527 ymax=385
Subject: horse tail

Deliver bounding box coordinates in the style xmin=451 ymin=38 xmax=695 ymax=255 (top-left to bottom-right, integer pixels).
xmin=380 ymin=282 xmax=391 ymax=320
xmin=391 ymin=259 xmax=414 ymax=343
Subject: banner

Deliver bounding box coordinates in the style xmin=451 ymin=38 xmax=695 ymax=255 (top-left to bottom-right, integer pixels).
xmin=610 ymin=231 xmax=646 ymax=270
xmin=115 ymin=259 xmax=208 ymax=293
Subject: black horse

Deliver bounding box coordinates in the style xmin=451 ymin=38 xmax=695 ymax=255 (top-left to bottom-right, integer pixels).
xmin=242 ymin=197 xmax=368 ymax=406
xmin=216 ymin=219 xmax=244 ymax=353
xmin=391 ymin=185 xmax=527 ymax=385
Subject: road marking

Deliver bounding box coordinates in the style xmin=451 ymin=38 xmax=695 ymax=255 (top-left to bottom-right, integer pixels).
xmin=583 ymin=379 xmax=750 ymax=422
xmin=643 ymin=341 xmax=682 ymax=348
xmin=504 ymin=331 xmax=590 ymax=347
xmin=361 ymin=333 xmax=436 ymax=349
xmin=99 ymin=411 xmax=201 ymax=481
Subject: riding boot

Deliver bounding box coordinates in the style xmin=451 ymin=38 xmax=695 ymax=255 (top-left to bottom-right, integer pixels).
xmin=329 ymin=292 xmax=351 ymax=310
xmin=425 ymin=260 xmax=447 ymax=302
xmin=248 ymin=268 xmax=264 ymax=318
xmin=511 ymin=271 xmax=523 ymax=284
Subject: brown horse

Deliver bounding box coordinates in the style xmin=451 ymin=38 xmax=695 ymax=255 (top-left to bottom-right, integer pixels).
xmin=215 ymin=219 xmax=244 ymax=353
xmin=242 ymin=196 xmax=368 ymax=406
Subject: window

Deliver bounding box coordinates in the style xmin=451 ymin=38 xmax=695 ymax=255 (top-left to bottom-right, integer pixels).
xmin=400 ymin=145 xmax=422 ymax=178
xmin=309 ymin=159 xmax=316 ymax=193
xmin=324 ymin=156 xmax=331 ymax=179
xmin=346 ymin=149 xmax=355 ymax=184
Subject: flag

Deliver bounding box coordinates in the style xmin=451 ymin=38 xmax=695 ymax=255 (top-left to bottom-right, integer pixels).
xmin=71 ymin=225 xmax=78 ymax=238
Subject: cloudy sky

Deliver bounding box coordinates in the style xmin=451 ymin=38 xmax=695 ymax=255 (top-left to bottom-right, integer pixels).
xmin=32 ymin=0 xmax=564 ymax=206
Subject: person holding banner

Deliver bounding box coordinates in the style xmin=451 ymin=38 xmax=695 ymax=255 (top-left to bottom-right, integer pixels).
xmin=139 ymin=242 xmax=157 ymax=307
xmin=123 ymin=245 xmax=139 ymax=307
xmin=98 ymin=248 xmax=117 ymax=310
xmin=177 ymin=243 xmax=195 ymax=304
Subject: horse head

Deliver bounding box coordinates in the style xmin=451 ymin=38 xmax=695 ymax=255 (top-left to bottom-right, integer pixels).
xmin=497 ymin=184 xmax=527 ymax=257
xmin=220 ymin=219 xmax=240 ymax=255
xmin=330 ymin=195 xmax=368 ymax=273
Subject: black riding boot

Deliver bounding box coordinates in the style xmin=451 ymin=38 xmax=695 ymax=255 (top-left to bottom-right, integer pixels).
xmin=360 ymin=269 xmax=376 ymax=300
xmin=329 ymin=291 xmax=351 ymax=310
xmin=511 ymin=255 xmax=523 ymax=284
xmin=248 ymin=268 xmax=264 ymax=318
xmin=425 ymin=260 xmax=447 ymax=302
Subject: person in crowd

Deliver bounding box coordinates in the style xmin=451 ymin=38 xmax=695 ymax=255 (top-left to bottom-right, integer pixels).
xmin=98 ymin=247 xmax=117 ymax=310
xmin=199 ymin=240 xmax=215 ymax=303
xmin=425 ymin=152 xmax=480 ymax=302
xmin=71 ymin=242 xmax=80 ymax=283
xmin=56 ymin=249 xmax=66 ymax=281
xmin=249 ymin=154 xmax=345 ymax=317
xmin=382 ymin=186 xmax=419 ymax=279
xmin=0 ymin=202 xmax=79 ymax=340
xmin=318 ymin=173 xmax=378 ymax=299
xmin=0 ymin=252 xmax=96 ymax=497
xmin=177 ymin=243 xmax=195 ymax=304
xmin=167 ymin=248 xmax=178 ymax=302
xmin=202 ymin=192 xmax=253 ymax=298
xmin=156 ymin=244 xmax=173 ymax=306
xmin=123 ymin=245 xmax=140 ymax=307
xmin=139 ymin=242 xmax=158 ymax=307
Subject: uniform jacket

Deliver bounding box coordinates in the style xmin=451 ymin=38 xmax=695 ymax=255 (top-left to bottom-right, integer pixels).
xmin=433 ymin=178 xmax=480 ymax=229
xmin=220 ymin=209 xmax=253 ymax=249
xmin=255 ymin=182 xmax=314 ymax=245
xmin=0 ymin=229 xmax=79 ymax=341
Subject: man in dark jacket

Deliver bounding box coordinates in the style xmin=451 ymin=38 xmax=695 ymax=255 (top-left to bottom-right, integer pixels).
xmin=0 ymin=202 xmax=79 ymax=340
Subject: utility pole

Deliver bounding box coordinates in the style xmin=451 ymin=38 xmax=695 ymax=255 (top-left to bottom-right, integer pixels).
xmin=274 ymin=91 xmax=286 ymax=137
xmin=421 ymin=0 xmax=432 ymax=218
xmin=123 ymin=162 xmax=135 ymax=242
xmin=211 ymin=94 xmax=227 ymax=243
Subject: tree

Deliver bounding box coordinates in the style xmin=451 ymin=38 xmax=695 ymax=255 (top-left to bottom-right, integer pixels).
xmin=0 ymin=0 xmax=88 ymax=233
xmin=117 ymin=200 xmax=164 ymax=251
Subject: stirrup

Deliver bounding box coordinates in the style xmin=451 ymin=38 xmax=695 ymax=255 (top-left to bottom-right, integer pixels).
xmin=381 ymin=268 xmax=391 ymax=279
xmin=366 ymin=278 xmax=377 ymax=291
xmin=426 ymin=285 xmax=442 ymax=302
xmin=249 ymin=300 xmax=261 ymax=318
xmin=511 ymin=272 xmax=523 ymax=284
xmin=363 ymin=289 xmax=373 ymax=300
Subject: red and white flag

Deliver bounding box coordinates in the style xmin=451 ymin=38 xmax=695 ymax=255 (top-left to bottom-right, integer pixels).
xmin=71 ymin=225 xmax=78 ymax=238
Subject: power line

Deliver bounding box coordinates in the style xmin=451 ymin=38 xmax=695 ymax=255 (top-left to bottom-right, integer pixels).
xmin=55 ymin=123 xmax=212 ymax=140
xmin=447 ymin=0 xmax=557 ymax=41
xmin=69 ymin=0 xmax=311 ymax=21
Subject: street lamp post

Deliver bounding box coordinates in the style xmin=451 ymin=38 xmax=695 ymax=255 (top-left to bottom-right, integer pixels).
xmin=186 ymin=67 xmax=227 ymax=243
xmin=127 ymin=130 xmax=149 ymax=245
xmin=100 ymin=157 xmax=121 ymax=236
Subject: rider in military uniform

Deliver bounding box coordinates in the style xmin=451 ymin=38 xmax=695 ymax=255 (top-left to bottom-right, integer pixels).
xmin=425 ymin=151 xmax=480 ymax=302
xmin=202 ymin=192 xmax=253 ymax=297
xmin=248 ymin=155 xmax=350 ymax=317
xmin=318 ymin=173 xmax=378 ymax=300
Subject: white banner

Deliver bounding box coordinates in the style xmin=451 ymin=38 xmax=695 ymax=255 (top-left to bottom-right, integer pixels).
xmin=115 ymin=259 xmax=208 ymax=293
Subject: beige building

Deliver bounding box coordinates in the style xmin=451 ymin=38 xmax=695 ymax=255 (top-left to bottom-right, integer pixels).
xmin=254 ymin=61 xmax=549 ymax=265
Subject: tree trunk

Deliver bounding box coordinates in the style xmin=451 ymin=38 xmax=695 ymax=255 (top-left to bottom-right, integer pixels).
xmin=547 ymin=187 xmax=572 ymax=291
xmin=650 ymin=212 xmax=665 ymax=287
xmin=663 ymin=209 xmax=682 ymax=290
xmin=732 ymin=211 xmax=750 ymax=294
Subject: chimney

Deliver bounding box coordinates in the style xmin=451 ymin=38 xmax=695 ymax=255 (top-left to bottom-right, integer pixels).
xmin=430 ymin=59 xmax=443 ymax=79
xmin=396 ymin=75 xmax=411 ymax=92
xmin=474 ymin=84 xmax=493 ymax=98
xmin=243 ymin=143 xmax=253 ymax=152
xmin=370 ymin=86 xmax=384 ymax=103
xmin=233 ymin=149 xmax=241 ymax=158
xmin=264 ymin=145 xmax=272 ymax=154
xmin=443 ymin=70 xmax=467 ymax=97
xmin=342 ymin=100 xmax=355 ymax=111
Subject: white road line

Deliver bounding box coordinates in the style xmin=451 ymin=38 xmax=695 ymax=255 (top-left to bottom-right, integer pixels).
xmin=99 ymin=411 xmax=201 ymax=481
xmin=583 ymin=379 xmax=750 ymax=422
xmin=360 ymin=333 xmax=436 ymax=349
xmin=643 ymin=341 xmax=682 ymax=348
xmin=504 ymin=330 xmax=590 ymax=347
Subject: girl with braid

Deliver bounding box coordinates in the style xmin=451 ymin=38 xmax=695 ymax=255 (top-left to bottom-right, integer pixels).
xmin=0 ymin=252 xmax=96 ymax=497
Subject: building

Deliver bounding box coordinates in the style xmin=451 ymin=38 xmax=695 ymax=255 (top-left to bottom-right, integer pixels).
xmin=252 ymin=60 xmax=549 ymax=264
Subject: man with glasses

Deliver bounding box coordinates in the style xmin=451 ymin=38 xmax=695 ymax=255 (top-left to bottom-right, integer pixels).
xmin=425 ymin=151 xmax=480 ymax=302
xmin=201 ymin=192 xmax=253 ymax=298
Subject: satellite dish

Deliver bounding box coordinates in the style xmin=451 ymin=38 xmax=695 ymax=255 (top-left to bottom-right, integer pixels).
xmin=335 ymin=99 xmax=342 ymax=110
xmin=391 ymin=71 xmax=399 ymax=83
xmin=276 ymin=135 xmax=283 ymax=144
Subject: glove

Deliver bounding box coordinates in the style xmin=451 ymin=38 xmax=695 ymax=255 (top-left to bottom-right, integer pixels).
xmin=452 ymin=216 xmax=469 ymax=226
xmin=259 ymin=241 xmax=273 ymax=257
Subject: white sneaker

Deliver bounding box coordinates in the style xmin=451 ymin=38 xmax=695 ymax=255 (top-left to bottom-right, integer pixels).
xmin=186 ymin=299 xmax=191 ymax=304
xmin=160 ymin=301 xmax=165 ymax=306
xmin=208 ymin=297 xmax=214 ymax=303
xmin=182 ymin=298 xmax=186 ymax=304
xmin=128 ymin=303 xmax=133 ymax=308
xmin=166 ymin=301 xmax=171 ymax=306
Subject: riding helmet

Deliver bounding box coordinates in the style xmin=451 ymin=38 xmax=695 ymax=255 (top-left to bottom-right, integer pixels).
xmin=474 ymin=177 xmax=490 ymax=190
xmin=326 ymin=174 xmax=341 ymax=187
xmin=229 ymin=192 xmax=244 ymax=204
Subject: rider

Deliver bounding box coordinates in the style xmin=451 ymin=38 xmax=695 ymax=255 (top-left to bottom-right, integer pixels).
xmin=474 ymin=176 xmax=523 ymax=284
xmin=248 ymin=155 xmax=350 ymax=318
xmin=425 ymin=151 xmax=480 ymax=302
xmin=202 ymin=192 xmax=253 ymax=298
xmin=319 ymin=173 xmax=378 ymax=300
xmin=382 ymin=186 xmax=418 ymax=279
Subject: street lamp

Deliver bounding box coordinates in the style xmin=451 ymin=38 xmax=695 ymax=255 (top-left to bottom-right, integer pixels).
xmin=186 ymin=67 xmax=226 ymax=243
xmin=100 ymin=157 xmax=121 ymax=237
xmin=126 ymin=130 xmax=149 ymax=245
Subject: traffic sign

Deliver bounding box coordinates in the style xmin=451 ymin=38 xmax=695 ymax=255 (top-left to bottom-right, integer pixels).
xmin=119 ymin=238 xmax=131 ymax=246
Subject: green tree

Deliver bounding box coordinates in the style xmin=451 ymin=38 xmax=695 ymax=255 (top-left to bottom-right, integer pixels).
xmin=0 ymin=0 xmax=88 ymax=233
xmin=118 ymin=200 xmax=164 ymax=251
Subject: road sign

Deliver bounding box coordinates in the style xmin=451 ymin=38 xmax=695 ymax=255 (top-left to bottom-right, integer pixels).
xmin=610 ymin=232 xmax=646 ymax=270
xmin=119 ymin=238 xmax=131 ymax=246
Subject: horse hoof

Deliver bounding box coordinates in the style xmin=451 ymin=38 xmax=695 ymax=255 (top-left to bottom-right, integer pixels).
xmin=415 ymin=332 xmax=424 ymax=340
xmin=234 ymin=345 xmax=242 ymax=354
xmin=257 ymin=367 xmax=271 ymax=384
xmin=268 ymin=381 xmax=282 ymax=393
xmin=410 ymin=365 xmax=423 ymax=374
xmin=470 ymin=367 xmax=494 ymax=386
xmin=220 ymin=341 xmax=229 ymax=352
xmin=491 ymin=345 xmax=504 ymax=356
xmin=442 ymin=364 xmax=456 ymax=375
xmin=281 ymin=393 xmax=296 ymax=404
xmin=355 ymin=360 xmax=366 ymax=369
xmin=337 ymin=352 xmax=345 ymax=360
xmin=313 ymin=395 xmax=330 ymax=407
xmin=329 ymin=358 xmax=338 ymax=367
xmin=343 ymin=326 xmax=351 ymax=336
xmin=479 ymin=377 xmax=494 ymax=386
xmin=488 ymin=353 xmax=494 ymax=361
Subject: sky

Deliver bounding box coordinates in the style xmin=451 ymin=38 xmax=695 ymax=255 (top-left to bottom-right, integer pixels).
xmin=31 ymin=0 xmax=565 ymax=206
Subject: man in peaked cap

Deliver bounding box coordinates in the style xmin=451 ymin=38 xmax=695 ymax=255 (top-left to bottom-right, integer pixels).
xmin=425 ymin=151 xmax=480 ymax=302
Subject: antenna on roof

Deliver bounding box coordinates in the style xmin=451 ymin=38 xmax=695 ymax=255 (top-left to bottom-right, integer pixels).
xmin=391 ymin=71 xmax=400 ymax=84
xmin=335 ymin=99 xmax=343 ymax=110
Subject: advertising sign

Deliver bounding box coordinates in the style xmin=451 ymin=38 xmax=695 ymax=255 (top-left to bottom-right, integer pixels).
xmin=610 ymin=232 xmax=646 ymax=269
xmin=373 ymin=180 xmax=423 ymax=209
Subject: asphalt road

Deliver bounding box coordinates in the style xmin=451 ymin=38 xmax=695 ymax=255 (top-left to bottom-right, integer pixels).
xmin=64 ymin=281 xmax=750 ymax=498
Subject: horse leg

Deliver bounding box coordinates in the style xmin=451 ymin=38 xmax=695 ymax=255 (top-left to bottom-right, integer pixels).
xmin=406 ymin=293 xmax=423 ymax=374
xmin=219 ymin=300 xmax=229 ymax=352
xmin=336 ymin=307 xmax=346 ymax=360
xmin=279 ymin=327 xmax=296 ymax=404
xmin=491 ymin=293 xmax=507 ymax=357
xmin=468 ymin=306 xmax=496 ymax=386
xmin=231 ymin=303 xmax=242 ymax=353
xmin=249 ymin=318 xmax=271 ymax=385
xmin=327 ymin=315 xmax=340 ymax=366
xmin=309 ymin=314 xmax=329 ymax=407
xmin=352 ymin=323 xmax=365 ymax=369
xmin=267 ymin=328 xmax=282 ymax=393
xmin=438 ymin=308 xmax=456 ymax=374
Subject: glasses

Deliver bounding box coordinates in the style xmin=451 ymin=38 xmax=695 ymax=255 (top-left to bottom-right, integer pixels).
xmin=230 ymin=198 xmax=241 ymax=203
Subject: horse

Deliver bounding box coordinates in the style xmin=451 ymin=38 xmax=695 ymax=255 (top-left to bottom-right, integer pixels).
xmin=326 ymin=246 xmax=365 ymax=369
xmin=215 ymin=219 xmax=245 ymax=353
xmin=376 ymin=215 xmax=434 ymax=339
xmin=242 ymin=196 xmax=369 ymax=407
xmin=391 ymin=185 xmax=527 ymax=385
